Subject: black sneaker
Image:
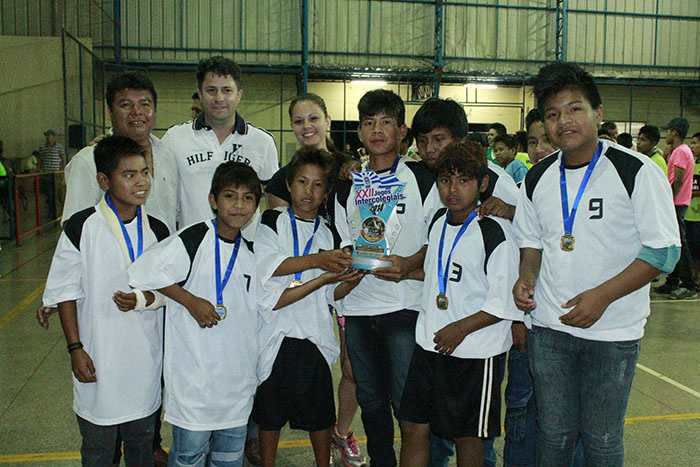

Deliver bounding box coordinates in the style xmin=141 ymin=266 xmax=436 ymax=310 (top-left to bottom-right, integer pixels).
xmin=669 ymin=287 xmax=698 ymax=300
xmin=654 ymin=283 xmax=678 ymax=295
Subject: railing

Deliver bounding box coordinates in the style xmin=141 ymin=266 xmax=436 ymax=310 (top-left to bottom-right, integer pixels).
xmin=10 ymin=171 xmax=64 ymax=246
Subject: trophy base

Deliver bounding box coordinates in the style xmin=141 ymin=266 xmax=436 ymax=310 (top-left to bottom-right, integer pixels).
xmin=352 ymin=256 xmax=393 ymax=270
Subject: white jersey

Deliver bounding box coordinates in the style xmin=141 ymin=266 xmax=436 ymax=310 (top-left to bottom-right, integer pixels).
xmin=62 ymin=134 xmax=179 ymax=233
xmin=418 ymin=209 xmax=521 ymax=358
xmin=334 ymin=156 xmax=443 ymax=316
xmin=162 ymin=113 xmax=279 ymax=231
xmin=255 ymin=208 xmax=340 ymax=383
xmin=127 ymin=220 xmax=259 ymax=431
xmin=485 ymin=160 xmax=520 ymax=206
xmin=43 ymin=202 xmax=170 ymax=425
xmin=513 ymin=139 xmax=680 ymax=341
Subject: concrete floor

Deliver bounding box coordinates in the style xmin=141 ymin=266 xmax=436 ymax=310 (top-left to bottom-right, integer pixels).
xmin=1 ymin=226 xmax=699 ymax=466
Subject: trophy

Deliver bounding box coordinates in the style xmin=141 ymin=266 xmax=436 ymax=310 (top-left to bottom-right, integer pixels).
xmin=349 ymin=169 xmax=406 ymax=270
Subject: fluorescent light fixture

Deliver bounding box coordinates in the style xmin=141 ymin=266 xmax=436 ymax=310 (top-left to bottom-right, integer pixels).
xmin=465 ymin=83 xmax=498 ymax=89
xmin=351 ymin=80 xmax=388 ymax=86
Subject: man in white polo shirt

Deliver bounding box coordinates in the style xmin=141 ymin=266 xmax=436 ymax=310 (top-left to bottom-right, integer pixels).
xmin=162 ymin=56 xmax=278 ymax=229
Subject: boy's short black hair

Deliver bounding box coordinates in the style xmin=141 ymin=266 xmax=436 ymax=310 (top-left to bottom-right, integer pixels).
xmin=94 ymin=135 xmax=146 ymax=178
xmin=286 ymin=147 xmax=338 ymax=193
xmin=411 ymin=97 xmax=468 ymax=141
xmin=617 ymin=132 xmax=633 ymax=149
xmin=197 ymin=56 xmax=243 ymax=90
xmin=493 ymin=134 xmax=517 ymax=150
xmin=525 ymin=109 xmax=542 ymax=131
xmin=489 ymin=123 xmax=507 ymax=135
xmin=514 ymin=131 xmax=528 ymax=152
xmin=533 ymin=62 xmax=602 ymax=120
xmin=601 ymin=121 xmax=618 ymax=135
xmin=358 ymin=89 xmax=405 ymax=126
xmin=598 ymin=128 xmax=610 ymax=137
xmin=638 ymin=125 xmax=660 ymax=144
xmin=210 ymin=161 xmax=262 ymax=206
xmin=466 ymin=132 xmax=488 ymax=149
xmin=434 ymin=141 xmax=488 ymax=183
xmin=191 ymin=91 xmax=199 ymax=100
xmin=106 ymin=71 xmax=157 ymax=111
xmin=693 ymin=132 xmax=700 ymax=140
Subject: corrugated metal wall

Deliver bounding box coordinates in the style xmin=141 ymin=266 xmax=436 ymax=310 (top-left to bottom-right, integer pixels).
xmin=565 ymin=0 xmax=700 ymax=79
xmin=120 ymin=0 xmax=300 ymax=65
xmin=1 ymin=0 xmax=114 ymax=52
xmin=309 ymin=0 xmax=433 ymax=71
xmin=444 ymin=0 xmax=554 ymax=76
xmin=1 ymin=0 xmax=698 ymax=80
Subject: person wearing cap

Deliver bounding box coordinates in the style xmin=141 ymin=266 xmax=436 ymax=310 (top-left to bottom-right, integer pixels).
xmin=655 ymin=117 xmax=698 ymax=299
xmin=38 ymin=129 xmax=65 ymax=172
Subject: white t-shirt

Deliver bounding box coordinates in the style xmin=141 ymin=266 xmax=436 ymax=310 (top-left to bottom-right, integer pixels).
xmin=334 ymin=156 xmax=443 ymax=316
xmin=162 ymin=113 xmax=279 ymax=230
xmin=418 ymin=209 xmax=521 ymax=359
xmin=127 ymin=220 xmax=259 ymax=431
xmin=43 ymin=204 xmax=170 ymax=425
xmin=62 ymin=135 xmax=179 ymax=233
xmin=513 ymin=139 xmax=680 ymax=341
xmin=485 ymin=160 xmax=520 ymax=206
xmin=255 ymin=208 xmax=340 ymax=383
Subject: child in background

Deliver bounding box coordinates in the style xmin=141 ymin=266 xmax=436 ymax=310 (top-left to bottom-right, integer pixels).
xmin=492 ymin=135 xmax=528 ymax=185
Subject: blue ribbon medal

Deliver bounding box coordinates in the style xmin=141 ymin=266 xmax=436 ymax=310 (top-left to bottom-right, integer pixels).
xmin=436 ymin=210 xmax=477 ymax=310
xmin=105 ymin=193 xmax=143 ymax=263
xmin=559 ymin=142 xmax=603 ymax=252
xmin=213 ymin=219 xmax=241 ymax=319
xmin=287 ymin=207 xmax=320 ymax=288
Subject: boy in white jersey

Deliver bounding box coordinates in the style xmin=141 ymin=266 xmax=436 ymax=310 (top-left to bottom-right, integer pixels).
xmin=127 ymin=162 xmax=262 ymax=467
xmin=43 ymin=136 xmax=170 ymax=467
xmin=513 ymin=62 xmax=679 ymax=467
xmin=398 ymin=142 xmax=520 ymax=467
xmin=254 ymin=148 xmax=361 ymax=467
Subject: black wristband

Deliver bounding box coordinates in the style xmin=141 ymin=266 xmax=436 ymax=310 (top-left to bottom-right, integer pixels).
xmin=67 ymin=341 xmax=83 ymax=353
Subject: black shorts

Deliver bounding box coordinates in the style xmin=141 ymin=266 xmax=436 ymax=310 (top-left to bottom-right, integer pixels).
xmin=252 ymin=337 xmax=336 ymax=432
xmin=397 ymin=345 xmax=503 ymax=440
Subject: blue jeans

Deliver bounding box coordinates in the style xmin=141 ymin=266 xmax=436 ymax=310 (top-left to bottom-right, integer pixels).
xmin=528 ymin=326 xmax=639 ymax=467
xmin=504 ymin=347 xmax=584 ymax=467
xmin=76 ymin=412 xmax=156 ymax=467
xmin=504 ymin=347 xmax=537 ymax=467
xmin=428 ymin=353 xmax=506 ymax=467
xmin=345 ymin=310 xmax=418 ymax=467
xmin=169 ymin=425 xmax=247 ymax=467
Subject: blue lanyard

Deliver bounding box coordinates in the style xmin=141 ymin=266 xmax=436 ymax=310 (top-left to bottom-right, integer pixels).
xmin=213 ymin=219 xmax=241 ymax=307
xmin=288 ymin=207 xmax=320 ymax=282
xmin=559 ymin=142 xmax=603 ymax=236
xmin=105 ymin=193 xmax=142 ymax=263
xmin=437 ymin=210 xmax=477 ymax=296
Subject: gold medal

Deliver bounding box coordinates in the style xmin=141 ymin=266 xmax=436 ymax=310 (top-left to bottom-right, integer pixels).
xmin=215 ymin=304 xmax=227 ymax=320
xmin=436 ymin=293 xmax=449 ymax=310
xmin=288 ymin=279 xmax=304 ymax=288
xmin=560 ymin=234 xmax=575 ymax=252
